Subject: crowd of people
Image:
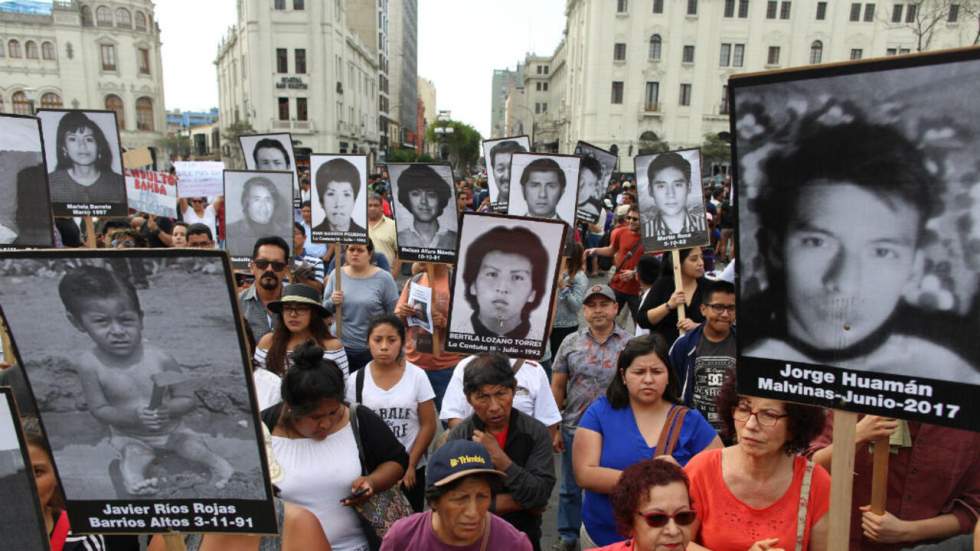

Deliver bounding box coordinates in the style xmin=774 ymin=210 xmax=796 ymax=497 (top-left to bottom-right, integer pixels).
xmin=4 ymin=164 xmax=978 ymax=551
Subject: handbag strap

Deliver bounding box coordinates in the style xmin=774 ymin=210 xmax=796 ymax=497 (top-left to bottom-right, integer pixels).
xmin=795 ymin=460 xmax=815 ymax=551
xmin=347 ymin=403 xmax=369 ymax=476
xmin=512 ymin=359 xmax=525 ymax=374
xmin=479 ymin=513 xmax=491 ymax=551
xmin=654 ymin=405 xmax=688 ymax=457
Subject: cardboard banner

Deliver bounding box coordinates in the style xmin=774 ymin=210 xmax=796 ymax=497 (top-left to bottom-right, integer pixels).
xmin=36 ymin=109 xmax=128 ymax=218
xmin=0 ymin=114 xmax=55 ymax=248
xmin=309 ymin=154 xmax=369 ymax=245
xmin=123 ymin=147 xmax=153 ymax=169
xmin=386 ymin=162 xmax=459 ymax=263
xmin=125 ymin=169 xmax=177 ymax=218
xmin=239 ymin=133 xmax=300 ymax=207
xmin=731 ymin=48 xmax=980 ymax=432
xmin=0 ymin=250 xmax=278 ymax=534
xmin=0 ymin=387 xmax=50 ymax=551
xmin=482 ymin=135 xmax=530 ymax=213
xmin=573 ymin=141 xmax=618 ymax=225
xmin=174 ymin=161 xmax=224 ymax=198
xmin=223 ymin=170 xmax=294 ymax=269
xmin=634 ymin=148 xmax=710 ymax=254
xmin=445 ymin=212 xmax=567 ymax=359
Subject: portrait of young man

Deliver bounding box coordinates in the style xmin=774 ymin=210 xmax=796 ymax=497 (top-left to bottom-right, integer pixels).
xmin=635 ymin=149 xmax=708 ymax=253
xmin=574 ymin=141 xmax=617 ymax=224
xmin=482 ymin=136 xmax=529 ymax=211
xmin=224 ymin=171 xmax=293 ymax=266
xmin=239 ymin=133 xmax=298 ymax=204
xmin=388 ymin=163 xmax=459 ymax=262
xmin=507 ymin=154 xmax=580 ymax=255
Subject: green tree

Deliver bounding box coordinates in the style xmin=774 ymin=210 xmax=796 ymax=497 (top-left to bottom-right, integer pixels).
xmin=425 ymin=119 xmax=482 ymax=174
xmin=220 ymin=119 xmax=257 ymax=168
xmin=158 ymin=133 xmax=191 ymax=160
xmin=700 ymin=132 xmax=731 ymax=173
xmin=386 ymin=147 xmax=420 ymax=162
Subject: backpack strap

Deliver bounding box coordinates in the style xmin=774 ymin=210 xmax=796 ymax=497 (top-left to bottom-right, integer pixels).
xmin=260 ymin=403 xmax=284 ymax=433
xmin=512 ymin=359 xmax=525 ymax=374
xmin=654 ymin=405 xmax=689 ymax=458
xmin=356 ymin=367 xmax=365 ymax=404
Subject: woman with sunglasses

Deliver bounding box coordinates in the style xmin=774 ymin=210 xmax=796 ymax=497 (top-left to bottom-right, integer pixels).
xmin=684 ymin=374 xmax=829 ymax=551
xmin=586 ymin=459 xmax=696 ymax=551
xmin=253 ymin=283 xmax=349 ymax=410
xmin=574 ymin=335 xmax=722 ymax=548
xmin=636 ymin=247 xmax=707 ymax=346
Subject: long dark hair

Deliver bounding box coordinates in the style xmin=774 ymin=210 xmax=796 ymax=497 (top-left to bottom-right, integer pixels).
xmin=265 ymin=313 xmax=334 ymax=377
xmin=55 ymin=111 xmax=114 ymax=173
xmin=606 ymin=334 xmax=681 ymax=409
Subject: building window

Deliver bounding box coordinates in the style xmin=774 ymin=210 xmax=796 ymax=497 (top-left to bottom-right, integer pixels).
xmin=614 ymin=42 xmax=626 ymax=61
xmin=653 ymin=0 xmax=664 ymax=13
xmin=8 ymin=40 xmax=20 ymax=58
xmin=544 ymin=65 xmax=549 ymax=74
xmin=276 ymin=48 xmax=288 ymax=73
xmin=850 ymin=3 xmax=862 ymax=20
xmin=138 ymin=48 xmax=150 ymax=74
xmin=611 ymin=81 xmax=624 ymax=104
xmin=41 ymin=92 xmax=62 ymax=109
xmin=0 ymin=42 xmax=5 ymax=58
xmin=767 ymin=0 xmax=777 ymax=18
xmin=136 ymin=97 xmax=154 ymax=130
xmin=949 ymin=4 xmax=960 ymax=21
xmin=278 ymin=97 xmax=289 ymax=120
xmin=682 ymin=45 xmax=695 ymax=63
xmin=780 ymin=1 xmax=791 ymax=19
xmin=116 ymin=7 xmax=131 ymax=28
xmin=892 ymin=4 xmax=904 ymax=22
xmin=0 ymin=96 xmax=4 ymax=112
xmin=295 ymin=49 xmax=306 ymax=74
xmin=274 ymin=0 xmax=286 ymax=9
xmin=645 ymin=81 xmax=659 ymax=110
xmin=135 ymin=11 xmax=147 ymax=31
xmin=719 ymin=43 xmax=732 ymax=67
xmin=294 ymin=0 xmax=305 ymax=9
xmin=96 ymin=6 xmax=112 ymax=26
xmin=41 ymin=41 xmax=55 ymax=60
xmin=864 ymin=3 xmax=876 ymax=21
xmin=687 ymin=0 xmax=698 ymax=15
xmin=81 ymin=5 xmax=93 ymax=26
xmin=721 ymin=85 xmax=729 ymax=114
xmin=649 ymin=34 xmax=662 ymax=60
xmin=906 ymin=4 xmax=917 ymax=22
xmin=535 ymin=102 xmax=542 ymax=114
xmin=679 ymin=83 xmax=692 ymax=106
xmin=536 ymin=65 xmax=542 ymax=74
xmin=105 ymin=94 xmax=124 ymax=128
xmin=25 ymin=41 xmax=38 ymax=59
xmin=724 ymin=0 xmax=735 ymax=17
xmin=850 ymin=48 xmax=864 ymax=59
xmin=767 ymin=45 xmax=781 ymax=65
xmin=100 ymin=44 xmax=116 ymax=71
xmin=12 ymin=91 xmax=30 ymax=115
xmin=296 ymin=97 xmax=308 ymax=120
xmin=536 ymin=82 xmax=542 ymax=91
xmin=739 ymin=0 xmax=750 ymax=17
xmin=733 ymin=44 xmax=745 ymax=67
xmin=810 ymin=40 xmax=823 ymax=64
xmin=543 ymin=82 xmax=549 ymax=91
xmin=816 ymin=1 xmax=827 ymax=19
xmin=617 ymin=0 xmax=628 ymax=13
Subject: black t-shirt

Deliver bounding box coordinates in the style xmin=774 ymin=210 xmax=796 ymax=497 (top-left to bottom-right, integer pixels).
xmin=646 ymin=276 xmax=707 ymax=345
xmin=691 ymin=332 xmax=736 ymax=432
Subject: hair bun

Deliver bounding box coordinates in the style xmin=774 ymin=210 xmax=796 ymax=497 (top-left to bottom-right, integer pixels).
xmin=289 ymin=342 xmax=324 ymax=371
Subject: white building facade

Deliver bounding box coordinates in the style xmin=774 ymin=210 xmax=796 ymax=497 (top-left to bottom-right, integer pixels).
xmin=215 ymin=0 xmax=379 ymax=167
xmin=0 ymin=0 xmax=166 ymax=160
xmin=544 ymin=0 xmax=979 ymax=171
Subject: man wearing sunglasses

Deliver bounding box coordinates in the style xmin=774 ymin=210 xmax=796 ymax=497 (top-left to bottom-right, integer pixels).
xmin=584 ymin=204 xmax=645 ymax=322
xmin=238 ymin=236 xmax=290 ymax=340
xmin=668 ymin=279 xmax=736 ymax=436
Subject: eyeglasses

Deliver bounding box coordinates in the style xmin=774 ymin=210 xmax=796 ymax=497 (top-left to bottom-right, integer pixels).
xmin=191 ymin=199 xmax=205 ymax=204
xmin=253 ymin=259 xmax=287 ymax=271
xmin=637 ymin=510 xmax=697 ymax=528
xmin=733 ymin=404 xmax=788 ymax=427
xmin=282 ymin=304 xmax=312 ymax=314
xmin=704 ymin=303 xmax=736 ymax=314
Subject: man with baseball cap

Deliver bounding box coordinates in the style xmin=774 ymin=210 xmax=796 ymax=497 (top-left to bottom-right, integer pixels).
xmin=380 ymin=440 xmax=533 ymax=550
xmin=550 ymin=283 xmax=631 ymax=551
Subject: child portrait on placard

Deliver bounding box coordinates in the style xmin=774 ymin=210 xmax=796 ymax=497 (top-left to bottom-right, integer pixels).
xmin=388 ymin=163 xmax=459 ymax=261
xmin=483 ymin=136 xmax=529 ymax=211
xmin=636 ymin=149 xmax=708 ymax=252
xmin=0 ymin=114 xmax=54 ymax=247
xmin=310 ymin=155 xmax=368 ymax=243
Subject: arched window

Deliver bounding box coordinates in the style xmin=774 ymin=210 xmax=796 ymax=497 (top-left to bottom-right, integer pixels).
xmin=136 ymin=97 xmax=154 ymax=131
xmin=8 ymin=40 xmax=21 ymax=58
xmin=105 ymin=94 xmax=125 ymax=128
xmin=12 ymin=91 xmax=30 ymax=115
xmin=25 ymin=41 xmax=38 ymax=59
xmin=96 ymin=6 xmax=113 ymax=26
xmin=810 ymin=40 xmax=823 ymax=64
xmin=0 ymin=41 xmax=5 ymax=58
xmin=649 ymin=34 xmax=662 ymax=61
xmin=41 ymin=41 xmax=55 ymax=60
xmin=80 ymin=5 xmax=93 ymax=26
xmin=134 ymin=11 xmax=147 ymax=31
xmin=40 ymin=93 xmax=62 ymax=109
xmin=115 ymin=7 xmax=131 ymax=28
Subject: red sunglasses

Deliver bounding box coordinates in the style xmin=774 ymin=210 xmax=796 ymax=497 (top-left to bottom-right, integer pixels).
xmin=637 ymin=510 xmax=697 ymax=528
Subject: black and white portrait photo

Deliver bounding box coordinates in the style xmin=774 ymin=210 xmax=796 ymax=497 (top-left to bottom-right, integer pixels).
xmin=223 ymin=170 xmax=294 ymax=268
xmin=446 ymin=213 xmax=566 ymax=359
xmin=309 ymin=154 xmax=368 ymax=245
xmin=239 ymin=133 xmax=299 ymax=205
xmin=732 ymin=49 xmax=980 ymax=429
xmin=37 ymin=109 xmax=127 ymax=218
xmin=387 ymin=162 xmax=459 ymax=263
xmin=0 ymin=114 xmax=54 ymax=247
xmin=635 ymin=148 xmax=709 ymax=253
xmin=574 ymin=141 xmax=617 ymax=224
xmin=0 ymin=388 xmax=48 ymax=551
xmin=0 ymin=250 xmax=276 ymax=533
xmin=482 ymin=135 xmax=529 ymax=212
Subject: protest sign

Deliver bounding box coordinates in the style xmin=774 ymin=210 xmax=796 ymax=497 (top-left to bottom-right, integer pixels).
xmin=407 ymin=282 xmax=434 ymax=334
xmin=309 ymin=154 xmax=369 ymax=245
xmin=0 ymin=114 xmax=54 ymax=248
xmin=174 ymin=161 xmax=224 ymax=198
xmin=573 ymin=141 xmax=617 ymax=224
xmin=125 ymin=169 xmax=177 ymax=218
xmin=482 ymin=135 xmax=530 ymax=212
xmin=731 ymin=47 xmax=980 ymax=432
xmin=239 ymin=133 xmax=300 ymax=206
xmin=123 ymin=147 xmax=153 ymax=169
xmin=0 ymin=387 xmax=49 ymax=551
xmin=224 ymin=170 xmax=293 ymax=269
xmin=386 ymin=162 xmax=459 ymax=263
xmin=0 ymin=250 xmax=278 ymax=534
xmin=634 ymin=148 xmax=709 ymax=254
xmin=446 ymin=213 xmax=566 ymax=359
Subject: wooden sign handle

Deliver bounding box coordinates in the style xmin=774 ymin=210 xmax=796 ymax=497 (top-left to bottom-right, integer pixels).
xmin=425 ymin=262 xmax=441 ymax=355
xmin=671 ymin=249 xmax=687 ymax=326
xmin=162 ymin=534 xmax=187 ymax=551
xmin=334 ymin=243 xmax=343 ymax=340
xmin=83 ymin=216 xmax=97 ymax=249
xmin=870 ymin=435 xmax=890 ymax=514
xmin=828 ymin=410 xmax=858 ymax=549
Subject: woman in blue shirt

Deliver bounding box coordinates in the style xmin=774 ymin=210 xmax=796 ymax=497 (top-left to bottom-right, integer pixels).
xmin=572 ymin=334 xmax=722 ymax=547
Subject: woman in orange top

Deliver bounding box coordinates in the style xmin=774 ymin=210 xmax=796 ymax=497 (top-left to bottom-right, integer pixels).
xmin=684 ymin=374 xmax=830 ymax=551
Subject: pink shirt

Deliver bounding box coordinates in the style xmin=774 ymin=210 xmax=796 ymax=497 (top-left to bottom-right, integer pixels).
xmin=380 ymin=511 xmax=533 ymax=551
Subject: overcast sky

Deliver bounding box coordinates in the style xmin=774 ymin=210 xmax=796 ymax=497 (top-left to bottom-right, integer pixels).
xmin=155 ymin=0 xmax=566 ymax=138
